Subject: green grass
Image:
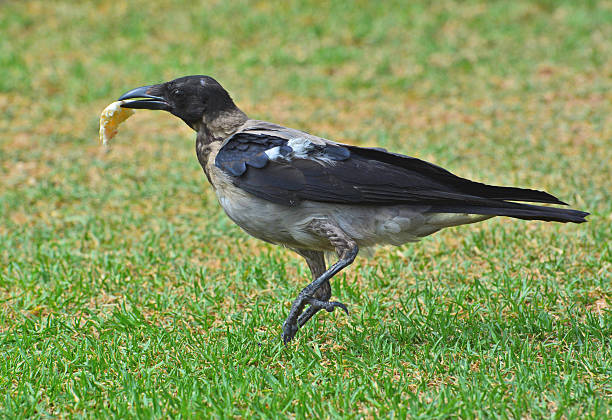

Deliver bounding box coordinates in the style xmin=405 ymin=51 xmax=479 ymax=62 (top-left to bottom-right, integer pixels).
xmin=1 ymin=0 xmax=611 ymax=418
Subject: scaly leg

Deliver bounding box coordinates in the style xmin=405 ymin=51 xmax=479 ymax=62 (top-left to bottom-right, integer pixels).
xmin=282 ymin=220 xmax=358 ymax=343
xmin=290 ymin=248 xmax=332 ymax=328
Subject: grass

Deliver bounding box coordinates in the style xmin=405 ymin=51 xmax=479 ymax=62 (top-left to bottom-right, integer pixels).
xmin=1 ymin=0 xmax=610 ymax=418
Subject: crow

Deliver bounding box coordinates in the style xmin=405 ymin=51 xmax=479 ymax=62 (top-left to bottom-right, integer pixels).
xmin=117 ymin=75 xmax=588 ymax=343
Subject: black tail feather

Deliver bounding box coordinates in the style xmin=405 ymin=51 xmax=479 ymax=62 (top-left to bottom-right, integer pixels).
xmin=460 ymin=184 xmax=567 ymax=205
xmin=429 ymin=202 xmax=589 ymax=223
xmin=351 ymin=146 xmax=569 ymax=205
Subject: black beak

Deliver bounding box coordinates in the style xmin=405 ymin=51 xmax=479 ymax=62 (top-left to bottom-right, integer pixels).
xmin=118 ymin=85 xmax=170 ymax=110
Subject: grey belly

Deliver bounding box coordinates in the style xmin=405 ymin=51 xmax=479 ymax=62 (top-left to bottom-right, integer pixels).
xmin=215 ymin=186 xmax=491 ymax=251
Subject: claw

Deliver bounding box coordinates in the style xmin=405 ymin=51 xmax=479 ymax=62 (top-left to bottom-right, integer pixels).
xmin=332 ymin=301 xmax=349 ymax=315
xmin=283 ymin=297 xmax=350 ymax=343
xmin=282 ymin=319 xmax=299 ymax=344
xmin=306 ymin=297 xmax=349 ymax=315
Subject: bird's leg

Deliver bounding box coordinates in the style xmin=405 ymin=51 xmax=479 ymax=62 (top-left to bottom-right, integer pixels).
xmin=298 ymin=280 xmax=331 ymax=328
xmin=290 ymin=248 xmax=332 ymax=328
xmin=282 ymin=220 xmax=358 ymax=343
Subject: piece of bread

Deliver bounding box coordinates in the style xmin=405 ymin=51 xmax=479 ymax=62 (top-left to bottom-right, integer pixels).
xmin=99 ymin=101 xmax=135 ymax=145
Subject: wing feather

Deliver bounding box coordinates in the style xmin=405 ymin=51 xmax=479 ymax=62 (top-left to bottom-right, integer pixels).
xmin=215 ymin=129 xmax=568 ymax=208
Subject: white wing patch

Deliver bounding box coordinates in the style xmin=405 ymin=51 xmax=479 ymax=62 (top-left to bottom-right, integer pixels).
xmin=264 ymin=146 xmax=282 ymax=160
xmin=286 ymin=137 xmax=315 ymax=158
xmin=264 ymin=137 xmax=337 ymax=164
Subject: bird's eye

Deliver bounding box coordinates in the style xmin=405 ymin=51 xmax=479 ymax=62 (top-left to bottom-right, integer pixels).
xmin=173 ymin=89 xmax=183 ymax=97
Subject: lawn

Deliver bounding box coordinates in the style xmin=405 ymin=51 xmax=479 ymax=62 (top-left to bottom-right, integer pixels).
xmin=1 ymin=0 xmax=610 ymax=418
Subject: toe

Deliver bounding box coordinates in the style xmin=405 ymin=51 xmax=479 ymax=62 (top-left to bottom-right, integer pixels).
xmin=282 ymin=320 xmax=299 ymax=344
xmin=329 ymin=301 xmax=349 ymax=315
xmin=305 ymin=297 xmax=349 ymax=315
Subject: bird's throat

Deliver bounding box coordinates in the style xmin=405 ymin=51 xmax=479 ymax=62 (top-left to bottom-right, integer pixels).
xmin=195 ymin=109 xmax=247 ymax=184
xmin=201 ymin=108 xmax=248 ymax=142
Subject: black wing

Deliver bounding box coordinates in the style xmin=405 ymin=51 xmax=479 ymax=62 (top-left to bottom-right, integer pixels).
xmin=215 ymin=132 xmax=588 ymax=223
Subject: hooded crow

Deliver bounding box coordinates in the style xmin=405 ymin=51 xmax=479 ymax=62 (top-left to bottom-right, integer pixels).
xmin=117 ymin=75 xmax=588 ymax=343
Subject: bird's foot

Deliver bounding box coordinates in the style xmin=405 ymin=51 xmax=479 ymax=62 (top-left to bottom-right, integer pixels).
xmin=282 ymin=318 xmax=299 ymax=344
xmin=305 ymin=296 xmax=348 ymax=315
xmin=282 ymin=296 xmax=349 ymax=344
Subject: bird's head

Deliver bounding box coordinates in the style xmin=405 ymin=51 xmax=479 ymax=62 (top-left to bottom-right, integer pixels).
xmin=118 ymin=75 xmax=244 ymax=131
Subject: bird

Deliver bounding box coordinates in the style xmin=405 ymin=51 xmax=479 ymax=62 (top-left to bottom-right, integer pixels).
xmin=116 ymin=75 xmax=588 ymax=343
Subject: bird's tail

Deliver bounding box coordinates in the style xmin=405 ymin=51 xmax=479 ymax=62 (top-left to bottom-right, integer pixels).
xmin=429 ymin=201 xmax=588 ymax=223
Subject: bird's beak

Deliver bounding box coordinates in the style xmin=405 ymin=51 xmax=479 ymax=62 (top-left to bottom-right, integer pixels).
xmin=118 ymin=85 xmax=170 ymax=110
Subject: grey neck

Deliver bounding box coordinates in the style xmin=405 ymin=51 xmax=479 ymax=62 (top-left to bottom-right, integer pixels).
xmin=194 ymin=107 xmax=248 ymax=182
xmin=195 ymin=108 xmax=248 ymax=144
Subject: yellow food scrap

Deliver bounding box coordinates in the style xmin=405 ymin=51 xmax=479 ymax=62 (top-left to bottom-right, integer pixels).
xmin=99 ymin=101 xmax=135 ymax=145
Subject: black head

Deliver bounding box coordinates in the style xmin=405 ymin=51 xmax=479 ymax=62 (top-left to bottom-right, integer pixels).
xmin=118 ymin=75 xmax=238 ymax=129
